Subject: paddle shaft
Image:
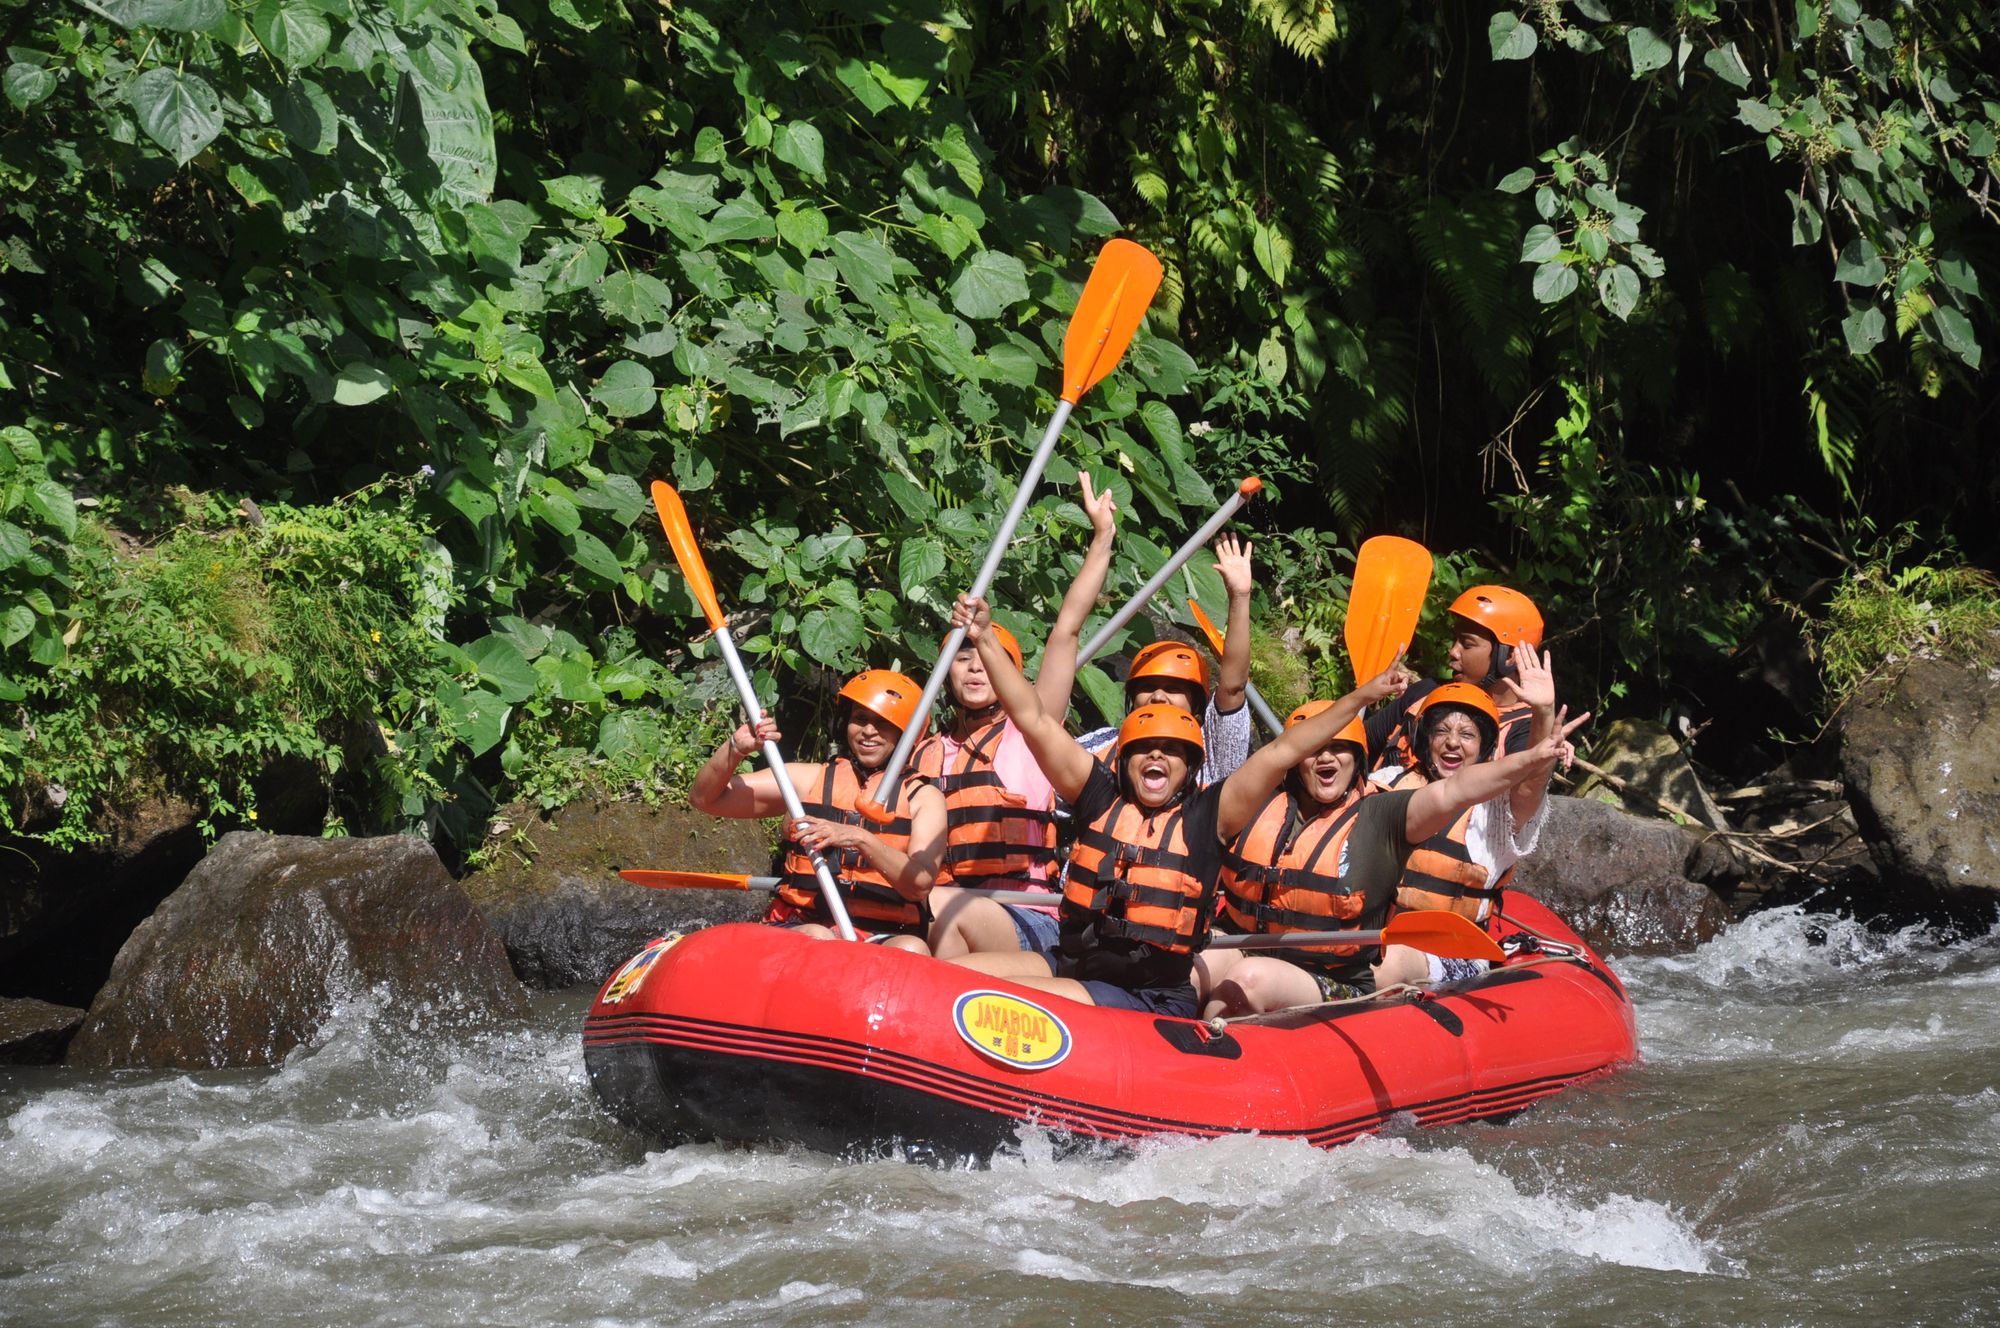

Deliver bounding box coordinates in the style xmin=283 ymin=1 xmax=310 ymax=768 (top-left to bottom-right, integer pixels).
xmin=709 ymin=623 xmax=859 ymax=941
xmin=868 ymin=398 xmax=1076 ymax=802
xmin=1206 ymin=929 xmax=1388 ymax=951
xmin=1186 ymin=595 xmax=1283 ymax=737
xmin=1077 ymin=479 xmax=1260 ymax=668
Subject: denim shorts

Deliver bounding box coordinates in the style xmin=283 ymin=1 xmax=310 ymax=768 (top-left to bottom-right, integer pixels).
xmin=1004 ymin=904 xmax=1062 ymax=956
xmin=1079 ymin=981 xmax=1198 ymax=1020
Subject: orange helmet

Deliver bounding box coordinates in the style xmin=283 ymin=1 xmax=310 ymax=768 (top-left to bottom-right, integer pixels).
xmin=1127 ymin=640 xmax=1210 ymax=695
xmin=1286 ymin=700 xmax=1371 ymax=765
xmin=1414 ymin=682 xmax=1500 ymax=757
xmin=949 ymin=623 xmax=1023 ymax=672
xmin=1117 ymin=703 xmax=1205 ymax=757
xmin=838 ymin=669 xmax=923 ymax=735
xmin=1448 ymin=585 xmax=1543 ymax=649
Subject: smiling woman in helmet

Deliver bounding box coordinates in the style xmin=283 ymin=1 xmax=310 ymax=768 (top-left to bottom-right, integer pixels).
xmin=943 ymin=593 xmax=1413 ymax=1019
xmin=1369 ymin=642 xmax=1587 ymax=988
xmin=690 ymin=669 xmax=946 ymax=952
xmin=1364 ymin=584 xmax=1547 ymax=766
xmin=1196 ymin=690 xmax=1587 ymax=1017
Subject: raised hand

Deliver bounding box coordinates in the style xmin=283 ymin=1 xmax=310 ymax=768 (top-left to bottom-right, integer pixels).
xmin=1499 ymin=640 xmax=1558 ymax=713
xmin=949 ymin=593 xmax=991 ymax=644
xmin=1528 ymin=705 xmax=1591 ymax=765
xmin=1357 ymin=653 xmax=1416 ymax=705
xmin=1214 ymin=532 xmax=1255 ymax=600
xmin=1080 ymin=471 xmax=1117 ymax=540
xmin=730 ymin=715 xmax=780 ymax=757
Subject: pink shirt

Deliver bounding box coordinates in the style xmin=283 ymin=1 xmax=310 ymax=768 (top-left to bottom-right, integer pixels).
xmin=924 ymin=716 xmax=1058 ymax=894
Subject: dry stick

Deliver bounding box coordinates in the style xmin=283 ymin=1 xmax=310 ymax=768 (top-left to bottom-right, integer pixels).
xmin=1567 ymin=755 xmax=1798 ymax=873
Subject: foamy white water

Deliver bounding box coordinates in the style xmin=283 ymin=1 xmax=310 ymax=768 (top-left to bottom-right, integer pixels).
xmin=4 ymin=906 xmax=1997 ymax=1325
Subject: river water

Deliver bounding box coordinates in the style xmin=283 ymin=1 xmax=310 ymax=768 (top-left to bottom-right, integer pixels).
xmin=4 ymin=904 xmax=1997 ymax=1326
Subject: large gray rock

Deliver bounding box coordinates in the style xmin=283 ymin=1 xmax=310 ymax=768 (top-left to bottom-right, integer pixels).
xmin=1840 ymin=658 xmax=2000 ymax=894
xmin=1574 ymin=717 xmax=1731 ymax=830
xmin=1 ymin=793 xmax=204 ymax=1006
xmin=66 ymin=833 xmax=526 ymax=1069
xmin=0 ymin=997 xmax=86 ymax=1064
xmin=462 ymin=800 xmax=776 ymax=989
xmin=1510 ymin=796 xmax=1732 ymax=955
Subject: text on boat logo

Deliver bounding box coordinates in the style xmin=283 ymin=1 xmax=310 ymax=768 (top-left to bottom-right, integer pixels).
xmin=952 ymin=990 xmax=1072 ymax=1070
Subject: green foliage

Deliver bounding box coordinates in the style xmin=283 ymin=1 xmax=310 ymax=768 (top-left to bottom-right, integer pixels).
xmin=6 ymin=483 xmax=454 ymax=847
xmin=2 ymin=0 xmax=1995 ymax=848
xmin=1811 ymin=532 xmax=2000 ymax=707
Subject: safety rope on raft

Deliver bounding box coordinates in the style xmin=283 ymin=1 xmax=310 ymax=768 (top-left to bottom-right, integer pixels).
xmin=1201 ymin=949 xmax=1593 ymax=1035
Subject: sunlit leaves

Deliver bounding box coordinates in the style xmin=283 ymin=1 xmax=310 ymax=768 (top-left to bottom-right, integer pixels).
xmin=1488 ymin=12 xmax=1536 ymax=61
xmin=948 ymin=250 xmax=1029 ymax=319
xmin=126 ymin=67 xmax=222 ymax=164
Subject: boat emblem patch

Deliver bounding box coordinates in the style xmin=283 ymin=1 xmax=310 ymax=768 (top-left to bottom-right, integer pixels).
xmin=602 ymin=933 xmax=681 ymax=1005
xmin=952 ymin=990 xmax=1072 ymax=1071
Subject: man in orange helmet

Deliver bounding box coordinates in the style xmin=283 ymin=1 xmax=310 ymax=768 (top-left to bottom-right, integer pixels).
xmin=1066 ymin=533 xmax=1257 ymax=786
xmin=1364 ymin=583 xmax=1547 ymax=767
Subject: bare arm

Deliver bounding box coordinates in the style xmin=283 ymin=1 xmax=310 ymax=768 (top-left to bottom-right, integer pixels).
xmin=952 ymin=593 xmax=1098 ymax=801
xmin=1034 ymin=472 xmax=1118 ymax=717
xmin=1215 ymin=659 xmax=1414 ymax=840
xmin=1405 ymin=708 xmax=1591 ymax=842
xmin=1212 ymin=533 xmax=1254 ymax=715
xmin=689 ymin=716 xmax=815 ymax=819
xmin=1496 ymin=641 xmax=1564 ymax=825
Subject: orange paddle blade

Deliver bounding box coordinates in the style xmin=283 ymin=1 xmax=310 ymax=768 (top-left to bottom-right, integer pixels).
xmin=1346 ymin=535 xmax=1432 ymax=681
xmin=651 ymin=480 xmax=726 ymax=632
xmin=1381 ymin=910 xmax=1506 ymax=962
xmin=1060 ymin=238 xmax=1164 ymax=404
xmin=1186 ymin=598 xmax=1227 ymax=657
xmin=618 ymin=869 xmax=767 ymax=892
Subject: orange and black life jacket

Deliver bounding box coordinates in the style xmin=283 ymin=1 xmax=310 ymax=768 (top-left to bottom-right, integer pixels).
xmin=1219 ymin=788 xmax=1374 ymax=959
xmin=1063 ymin=797 xmax=1215 ymax=955
xmin=1495 ymin=702 xmax=1535 ymax=756
xmin=913 ymin=719 xmax=1057 ymax=889
xmin=1396 ymin=804 xmax=1508 ymax=923
xmin=777 ymin=759 xmax=931 ymax=936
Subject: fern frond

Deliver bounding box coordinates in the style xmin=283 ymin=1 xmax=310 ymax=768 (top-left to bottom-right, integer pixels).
xmin=1409 ymin=195 xmax=1533 ymax=403
xmin=1247 ymin=0 xmax=1345 ymax=63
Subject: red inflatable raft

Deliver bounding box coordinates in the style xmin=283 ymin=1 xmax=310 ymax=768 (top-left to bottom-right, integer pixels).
xmin=582 ymin=895 xmax=1636 ymax=1161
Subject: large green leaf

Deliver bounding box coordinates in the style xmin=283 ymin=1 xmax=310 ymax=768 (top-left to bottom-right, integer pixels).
xmin=464 ymin=634 xmax=538 ymax=702
xmin=1488 ymin=12 xmax=1537 ymax=60
xmin=772 ymin=121 xmax=826 ymax=179
xmin=592 ymin=359 xmax=656 ymax=418
xmin=252 ymin=0 xmax=331 ymax=66
xmin=126 ymin=67 xmax=223 ymax=164
xmin=405 ymin=42 xmax=496 ymax=208
xmin=799 ymin=605 xmax=864 ymax=666
xmin=4 ymin=62 xmax=57 ymax=110
xmin=1627 ymin=26 xmax=1672 ymax=76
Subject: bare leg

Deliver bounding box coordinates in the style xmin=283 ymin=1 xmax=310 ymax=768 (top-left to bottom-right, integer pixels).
xmin=927 ymin=887 xmax=1025 ymax=959
xmin=784 ymin=922 xmax=927 ymax=954
xmin=1202 ymin=956 xmax=1325 ymax=1017
xmin=1193 ymin=949 xmax=1246 ymax=1017
xmin=950 ymin=949 xmax=1096 ymax=1005
xmin=1371 ymin=943 xmax=1431 ymax=988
